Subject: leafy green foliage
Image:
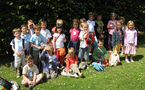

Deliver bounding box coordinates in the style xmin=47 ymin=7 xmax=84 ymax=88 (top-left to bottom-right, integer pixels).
xmin=0 ymin=0 xmax=145 ymax=56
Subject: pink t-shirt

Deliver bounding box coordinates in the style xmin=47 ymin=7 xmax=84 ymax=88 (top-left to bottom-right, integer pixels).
xmin=70 ymin=28 xmax=80 ymax=42
xmin=107 ymin=20 xmax=117 ymax=35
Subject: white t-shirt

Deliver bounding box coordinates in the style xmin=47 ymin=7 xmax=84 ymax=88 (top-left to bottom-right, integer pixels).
xmin=53 ymin=33 xmax=65 ymax=48
xmin=40 ymin=29 xmax=52 ymax=44
xmin=29 ymin=29 xmax=34 ymax=37
xmin=87 ymin=20 xmax=95 ymax=32
xmin=22 ymin=64 xmax=39 ymax=78
xmin=10 ymin=38 xmax=26 ymax=56
xmin=79 ymin=31 xmax=87 ymax=48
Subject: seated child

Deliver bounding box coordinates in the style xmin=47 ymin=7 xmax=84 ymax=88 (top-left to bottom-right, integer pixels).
xmin=40 ymin=44 xmax=59 ymax=79
xmin=22 ymin=55 xmax=43 ymax=90
xmin=66 ymin=47 xmax=84 ymax=78
xmin=92 ymin=38 xmax=109 ymax=66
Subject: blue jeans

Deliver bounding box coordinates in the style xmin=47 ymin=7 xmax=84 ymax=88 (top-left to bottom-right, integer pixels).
xmin=78 ymin=47 xmax=89 ymax=60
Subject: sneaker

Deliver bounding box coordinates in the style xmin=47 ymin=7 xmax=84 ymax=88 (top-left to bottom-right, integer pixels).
xmin=125 ymin=59 xmax=130 ymax=63
xmin=130 ymin=58 xmax=134 ymax=62
xmin=120 ymin=52 xmax=124 ymax=56
xmin=28 ymin=85 xmax=33 ymax=90
xmin=16 ymin=72 xmax=20 ymax=78
xmin=71 ymin=74 xmax=78 ymax=78
xmin=79 ymin=73 xmax=84 ymax=78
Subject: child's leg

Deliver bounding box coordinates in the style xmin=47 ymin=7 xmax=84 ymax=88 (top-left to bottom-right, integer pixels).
xmin=125 ymin=54 xmax=128 ymax=59
xmin=22 ymin=80 xmax=29 ymax=85
xmin=36 ymin=74 xmax=43 ymax=84
xmin=108 ymin=34 xmax=112 ymax=51
xmin=43 ymin=71 xmax=50 ymax=79
xmin=21 ymin=54 xmax=26 ymax=67
xmin=33 ymin=51 xmax=39 ymax=65
xmin=78 ymin=48 xmax=84 ymax=62
xmin=59 ymin=55 xmax=64 ymax=66
xmin=85 ymin=47 xmax=89 ymax=64
xmin=15 ymin=56 xmax=21 ymax=78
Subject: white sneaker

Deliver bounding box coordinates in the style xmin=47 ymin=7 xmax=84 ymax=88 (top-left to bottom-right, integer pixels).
xmin=130 ymin=58 xmax=134 ymax=62
xmin=125 ymin=59 xmax=130 ymax=63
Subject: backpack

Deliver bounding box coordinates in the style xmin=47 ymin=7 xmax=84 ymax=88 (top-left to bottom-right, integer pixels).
xmin=85 ymin=31 xmax=95 ymax=47
xmin=92 ymin=62 xmax=106 ymax=71
xmin=0 ymin=77 xmax=12 ymax=90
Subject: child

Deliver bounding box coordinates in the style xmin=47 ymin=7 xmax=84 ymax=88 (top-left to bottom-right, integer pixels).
xmin=124 ymin=21 xmax=137 ymax=63
xmin=27 ymin=19 xmax=35 ymax=37
xmin=66 ymin=47 xmax=84 ymax=77
xmin=30 ymin=24 xmax=45 ymax=65
xmin=67 ymin=21 xmax=80 ymax=55
xmin=51 ymin=19 xmax=63 ymax=35
xmin=80 ymin=18 xmax=86 ymax=31
xmin=107 ymin=12 xmax=117 ymax=52
xmin=40 ymin=44 xmax=59 ymax=79
xmin=95 ymin=15 xmax=104 ymax=39
xmin=22 ymin=55 xmax=43 ymax=90
xmin=40 ymin=20 xmax=52 ymax=44
xmin=53 ymin=25 xmax=66 ymax=68
xmin=21 ymin=24 xmax=31 ymax=55
xmin=112 ymin=20 xmax=124 ymax=55
xmin=119 ymin=16 xmax=126 ymax=55
xmin=92 ymin=38 xmax=109 ymax=66
xmin=10 ymin=28 xmax=26 ymax=78
xmin=78 ymin=22 xmax=89 ymax=66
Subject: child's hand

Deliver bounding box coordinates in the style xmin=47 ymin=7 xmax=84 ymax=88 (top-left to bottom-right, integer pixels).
xmin=38 ymin=47 xmax=43 ymax=50
xmin=32 ymin=81 xmax=36 ymax=86
xmin=49 ymin=59 xmax=52 ymax=62
xmin=17 ymin=52 xmax=21 ymax=57
xmin=134 ymin=45 xmax=137 ymax=47
xmin=54 ymin=49 xmax=56 ymax=53
xmin=28 ymin=81 xmax=32 ymax=85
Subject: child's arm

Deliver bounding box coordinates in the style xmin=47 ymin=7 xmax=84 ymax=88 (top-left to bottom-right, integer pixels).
xmin=83 ymin=31 xmax=88 ymax=39
xmin=47 ymin=38 xmax=51 ymax=44
xmin=112 ymin=31 xmax=116 ymax=47
xmin=29 ymin=42 xmax=31 ymax=54
xmin=31 ymin=42 xmax=43 ymax=50
xmin=134 ymin=30 xmax=137 ymax=46
xmin=23 ymin=74 xmax=32 ymax=85
xmin=102 ymin=48 xmax=107 ymax=60
xmin=20 ymin=43 xmax=26 ymax=54
xmin=32 ymin=73 xmax=37 ymax=86
xmin=12 ymin=46 xmax=21 ymax=56
xmin=74 ymin=55 xmax=78 ymax=65
xmin=107 ymin=21 xmax=112 ymax=29
xmin=66 ymin=58 xmax=70 ymax=71
xmin=92 ymin=48 xmax=99 ymax=61
xmin=61 ymin=37 xmax=67 ymax=42
xmin=40 ymin=50 xmax=46 ymax=60
xmin=53 ymin=36 xmax=56 ymax=52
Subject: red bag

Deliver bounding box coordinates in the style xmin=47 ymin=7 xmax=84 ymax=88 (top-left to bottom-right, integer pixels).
xmin=85 ymin=31 xmax=95 ymax=47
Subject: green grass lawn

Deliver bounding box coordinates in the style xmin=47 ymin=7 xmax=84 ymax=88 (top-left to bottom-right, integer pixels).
xmin=0 ymin=35 xmax=145 ymax=90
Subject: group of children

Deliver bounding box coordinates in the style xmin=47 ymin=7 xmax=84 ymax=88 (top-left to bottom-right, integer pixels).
xmin=10 ymin=12 xmax=137 ymax=89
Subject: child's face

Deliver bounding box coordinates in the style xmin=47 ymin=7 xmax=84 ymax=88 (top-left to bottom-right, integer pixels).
xmin=73 ymin=23 xmax=78 ymax=29
xmin=89 ymin=15 xmax=94 ymax=21
xmin=128 ymin=23 xmax=134 ymax=30
xmin=45 ymin=47 xmax=53 ymax=55
xmin=97 ymin=41 xmax=104 ymax=48
xmin=41 ymin=23 xmax=47 ymax=30
xmin=97 ymin=16 xmax=102 ymax=21
xmin=57 ymin=28 xmax=62 ymax=33
xmin=26 ymin=60 xmax=33 ymax=67
xmin=28 ymin=22 xmax=34 ymax=28
xmin=14 ymin=31 xmax=21 ymax=37
xmin=82 ymin=25 xmax=88 ymax=32
xmin=69 ymin=53 xmax=74 ymax=57
xmin=111 ymin=15 xmax=116 ymax=21
xmin=116 ymin=22 xmax=122 ymax=29
xmin=21 ymin=27 xmax=28 ymax=34
xmin=34 ymin=29 xmax=40 ymax=35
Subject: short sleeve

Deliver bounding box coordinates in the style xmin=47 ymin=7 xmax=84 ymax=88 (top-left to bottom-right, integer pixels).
xmin=34 ymin=65 xmax=39 ymax=74
xmin=30 ymin=36 xmax=34 ymax=43
xmin=62 ymin=34 xmax=66 ymax=38
xmin=22 ymin=66 xmax=27 ymax=74
xmin=47 ymin=29 xmax=52 ymax=38
xmin=53 ymin=33 xmax=57 ymax=38
xmin=101 ymin=21 xmax=104 ymax=27
xmin=10 ymin=40 xmax=14 ymax=46
xmin=41 ymin=34 xmax=45 ymax=41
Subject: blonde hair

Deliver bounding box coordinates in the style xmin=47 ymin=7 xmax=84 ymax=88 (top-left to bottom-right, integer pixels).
xmin=80 ymin=18 xmax=86 ymax=23
xmin=126 ymin=20 xmax=135 ymax=30
xmin=81 ymin=22 xmax=89 ymax=28
xmin=45 ymin=44 xmax=53 ymax=50
xmin=21 ymin=24 xmax=28 ymax=28
xmin=68 ymin=47 xmax=75 ymax=56
xmin=56 ymin=19 xmax=63 ymax=25
xmin=13 ymin=28 xmax=21 ymax=34
xmin=27 ymin=19 xmax=33 ymax=23
xmin=111 ymin=12 xmax=116 ymax=16
xmin=41 ymin=20 xmax=47 ymax=25
xmin=24 ymin=55 xmax=33 ymax=63
xmin=33 ymin=24 xmax=41 ymax=31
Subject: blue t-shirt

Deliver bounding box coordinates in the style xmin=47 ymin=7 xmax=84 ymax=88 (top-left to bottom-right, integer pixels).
xmin=30 ymin=34 xmax=45 ymax=51
xmin=21 ymin=33 xmax=31 ymax=51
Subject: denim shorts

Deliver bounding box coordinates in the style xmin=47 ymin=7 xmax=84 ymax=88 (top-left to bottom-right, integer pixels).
xmin=78 ymin=47 xmax=89 ymax=60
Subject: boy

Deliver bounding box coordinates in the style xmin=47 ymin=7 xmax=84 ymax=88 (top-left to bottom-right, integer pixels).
xmin=30 ymin=24 xmax=45 ymax=65
xmin=95 ymin=15 xmax=104 ymax=39
xmin=10 ymin=28 xmax=26 ymax=78
xmin=27 ymin=19 xmax=34 ymax=37
xmin=92 ymin=38 xmax=109 ymax=66
xmin=21 ymin=24 xmax=31 ymax=55
xmin=40 ymin=20 xmax=52 ymax=44
xmin=22 ymin=55 xmax=43 ymax=90
xmin=51 ymin=19 xmax=63 ymax=35
xmin=40 ymin=44 xmax=59 ymax=79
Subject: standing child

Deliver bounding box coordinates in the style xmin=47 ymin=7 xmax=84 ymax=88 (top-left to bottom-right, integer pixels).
xmin=40 ymin=20 xmax=52 ymax=44
xmin=27 ymin=19 xmax=35 ymax=37
xmin=40 ymin=44 xmax=59 ymax=79
xmin=30 ymin=24 xmax=45 ymax=65
xmin=67 ymin=21 xmax=80 ymax=55
xmin=112 ymin=20 xmax=124 ymax=55
xmin=124 ymin=21 xmax=137 ymax=63
xmin=66 ymin=47 xmax=84 ymax=78
xmin=21 ymin=24 xmax=31 ymax=55
xmin=78 ymin=22 xmax=90 ymax=66
xmin=95 ymin=15 xmax=104 ymax=39
xmin=107 ymin=12 xmax=117 ymax=52
xmin=51 ymin=19 xmax=63 ymax=35
xmin=53 ymin=25 xmax=67 ymax=68
xmin=92 ymin=38 xmax=109 ymax=66
xmin=10 ymin=28 xmax=26 ymax=78
xmin=22 ymin=55 xmax=43 ymax=90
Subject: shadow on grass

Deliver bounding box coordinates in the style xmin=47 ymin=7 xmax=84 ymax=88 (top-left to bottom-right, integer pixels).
xmin=0 ymin=54 xmax=13 ymax=67
xmin=120 ymin=55 xmax=144 ymax=61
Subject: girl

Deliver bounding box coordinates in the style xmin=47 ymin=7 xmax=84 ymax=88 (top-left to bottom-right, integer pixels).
xmin=66 ymin=47 xmax=84 ymax=78
xmin=112 ymin=20 xmax=124 ymax=54
xmin=53 ymin=25 xmax=67 ymax=67
xmin=119 ymin=16 xmax=126 ymax=55
xmin=124 ymin=21 xmax=137 ymax=63
xmin=67 ymin=21 xmax=80 ymax=55
xmin=107 ymin=12 xmax=117 ymax=52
